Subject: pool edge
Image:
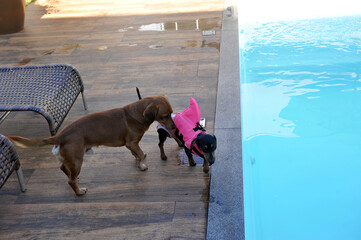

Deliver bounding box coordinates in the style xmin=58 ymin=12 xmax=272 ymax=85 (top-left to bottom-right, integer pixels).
xmin=207 ymin=1 xmax=244 ymax=240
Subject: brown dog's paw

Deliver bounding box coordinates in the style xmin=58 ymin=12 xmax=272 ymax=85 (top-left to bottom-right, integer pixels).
xmin=139 ymin=162 xmax=148 ymax=171
xmin=161 ymin=155 xmax=167 ymax=161
xmin=76 ymin=188 xmax=88 ymax=196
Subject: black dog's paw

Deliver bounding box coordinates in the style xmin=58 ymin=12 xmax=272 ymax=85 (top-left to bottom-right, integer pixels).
xmin=189 ymin=161 xmax=197 ymax=167
xmin=161 ymin=155 xmax=168 ymax=161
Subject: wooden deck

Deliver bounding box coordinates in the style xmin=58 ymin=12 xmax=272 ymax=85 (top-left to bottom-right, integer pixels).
xmin=0 ymin=0 xmax=223 ymax=239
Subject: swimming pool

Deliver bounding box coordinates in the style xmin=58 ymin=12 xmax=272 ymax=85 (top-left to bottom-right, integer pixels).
xmin=239 ymin=11 xmax=361 ymax=240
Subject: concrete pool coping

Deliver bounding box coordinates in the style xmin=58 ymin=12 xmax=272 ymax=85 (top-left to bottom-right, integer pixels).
xmin=207 ymin=1 xmax=244 ymax=239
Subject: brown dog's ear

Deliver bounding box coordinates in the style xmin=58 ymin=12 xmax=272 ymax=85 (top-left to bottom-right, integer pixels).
xmin=143 ymin=103 xmax=159 ymax=125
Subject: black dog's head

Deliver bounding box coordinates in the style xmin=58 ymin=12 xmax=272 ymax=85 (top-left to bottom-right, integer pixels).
xmin=192 ymin=134 xmax=217 ymax=173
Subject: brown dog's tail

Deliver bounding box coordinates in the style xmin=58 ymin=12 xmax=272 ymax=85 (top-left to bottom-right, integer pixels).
xmin=7 ymin=136 xmax=58 ymax=148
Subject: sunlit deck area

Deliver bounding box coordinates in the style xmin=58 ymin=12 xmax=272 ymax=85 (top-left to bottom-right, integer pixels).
xmin=0 ymin=0 xmax=224 ymax=239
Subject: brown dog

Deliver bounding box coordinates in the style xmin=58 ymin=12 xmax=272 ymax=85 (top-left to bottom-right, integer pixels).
xmin=8 ymin=95 xmax=175 ymax=196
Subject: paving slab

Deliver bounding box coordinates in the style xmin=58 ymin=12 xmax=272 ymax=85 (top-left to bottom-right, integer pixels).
xmin=207 ymin=1 xmax=245 ymax=239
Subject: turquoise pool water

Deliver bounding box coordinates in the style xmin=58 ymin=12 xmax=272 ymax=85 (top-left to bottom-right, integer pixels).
xmin=240 ymin=15 xmax=361 ymax=239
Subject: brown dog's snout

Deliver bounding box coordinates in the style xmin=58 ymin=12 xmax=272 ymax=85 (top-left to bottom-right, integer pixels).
xmin=162 ymin=118 xmax=176 ymax=132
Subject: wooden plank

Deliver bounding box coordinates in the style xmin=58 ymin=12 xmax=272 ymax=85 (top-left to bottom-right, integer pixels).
xmin=0 ymin=202 xmax=175 ymax=240
xmin=171 ymin=201 xmax=209 ymax=239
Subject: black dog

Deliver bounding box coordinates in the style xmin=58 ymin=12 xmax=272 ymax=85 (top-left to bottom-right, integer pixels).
xmin=136 ymin=88 xmax=217 ymax=173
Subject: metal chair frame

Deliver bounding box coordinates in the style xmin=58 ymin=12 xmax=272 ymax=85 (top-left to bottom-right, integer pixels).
xmin=0 ymin=64 xmax=87 ymax=135
xmin=0 ymin=134 xmax=26 ymax=192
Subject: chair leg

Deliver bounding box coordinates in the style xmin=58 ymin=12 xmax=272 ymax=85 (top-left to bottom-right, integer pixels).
xmin=15 ymin=162 xmax=26 ymax=192
xmin=81 ymin=91 xmax=88 ymax=110
xmin=0 ymin=111 xmax=10 ymax=125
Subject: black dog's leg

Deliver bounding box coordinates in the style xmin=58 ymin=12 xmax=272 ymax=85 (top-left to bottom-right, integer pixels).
xmin=157 ymin=128 xmax=169 ymax=160
xmin=174 ymin=137 xmax=184 ymax=148
xmin=184 ymin=147 xmax=197 ymax=167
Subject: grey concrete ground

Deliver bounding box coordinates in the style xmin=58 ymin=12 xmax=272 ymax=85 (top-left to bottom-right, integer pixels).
xmin=207 ymin=1 xmax=245 ymax=240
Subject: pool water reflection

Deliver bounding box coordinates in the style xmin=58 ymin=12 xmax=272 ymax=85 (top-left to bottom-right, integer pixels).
xmin=240 ymin=15 xmax=361 ymax=240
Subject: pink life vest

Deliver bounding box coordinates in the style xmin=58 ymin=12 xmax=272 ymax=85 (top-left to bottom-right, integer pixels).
xmin=173 ymin=97 xmax=206 ymax=156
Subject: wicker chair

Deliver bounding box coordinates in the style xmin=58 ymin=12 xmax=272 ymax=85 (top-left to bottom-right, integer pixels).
xmin=0 ymin=133 xmax=26 ymax=192
xmin=0 ymin=64 xmax=87 ymax=135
